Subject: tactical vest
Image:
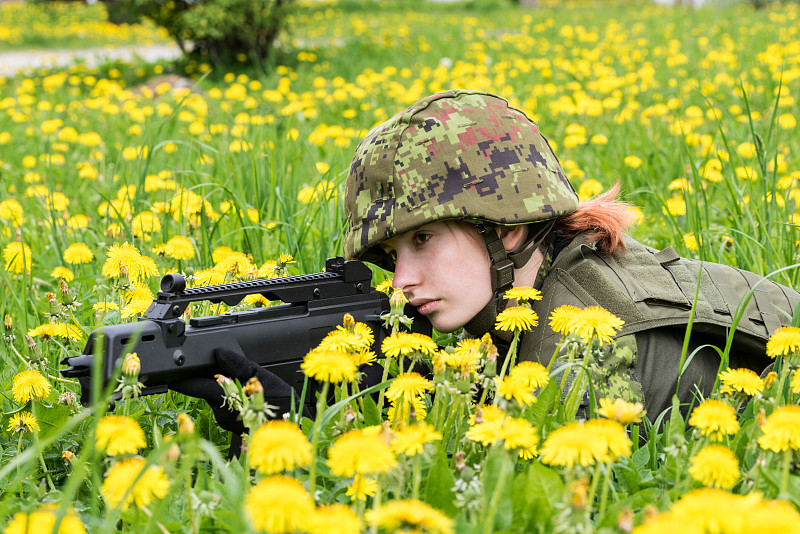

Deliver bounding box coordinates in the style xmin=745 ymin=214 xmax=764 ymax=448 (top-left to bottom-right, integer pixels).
xmin=522 ymin=234 xmax=800 ymax=366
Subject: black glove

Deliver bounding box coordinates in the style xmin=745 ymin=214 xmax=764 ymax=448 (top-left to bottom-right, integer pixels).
xmin=170 ymin=348 xmax=306 ymax=453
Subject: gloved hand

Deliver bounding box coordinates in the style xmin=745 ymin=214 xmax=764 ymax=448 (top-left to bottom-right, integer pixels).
xmin=170 ymin=347 xmax=306 ymax=454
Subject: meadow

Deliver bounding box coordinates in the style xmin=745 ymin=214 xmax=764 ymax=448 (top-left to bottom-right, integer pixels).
xmin=1 ymin=0 xmax=800 ymax=532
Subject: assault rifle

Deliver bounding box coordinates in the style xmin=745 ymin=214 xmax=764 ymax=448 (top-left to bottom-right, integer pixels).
xmin=61 ymin=257 xmax=430 ymax=405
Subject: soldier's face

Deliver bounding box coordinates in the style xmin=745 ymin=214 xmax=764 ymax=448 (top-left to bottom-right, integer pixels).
xmin=382 ymin=221 xmax=494 ymax=333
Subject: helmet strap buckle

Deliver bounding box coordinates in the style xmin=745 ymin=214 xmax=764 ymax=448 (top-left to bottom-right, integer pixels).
xmin=491 ymin=259 xmax=515 ymax=292
xmin=476 ymin=224 xmax=516 ymax=295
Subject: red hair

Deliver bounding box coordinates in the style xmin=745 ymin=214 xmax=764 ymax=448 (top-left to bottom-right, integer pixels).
xmin=555 ymin=182 xmax=636 ymax=255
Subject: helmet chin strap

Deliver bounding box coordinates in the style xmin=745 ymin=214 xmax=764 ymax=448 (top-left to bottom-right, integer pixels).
xmin=463 ymin=221 xmax=555 ymax=337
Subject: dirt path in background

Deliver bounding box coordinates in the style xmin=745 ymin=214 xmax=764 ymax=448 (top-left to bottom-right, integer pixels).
xmin=0 ymin=43 xmax=181 ymax=78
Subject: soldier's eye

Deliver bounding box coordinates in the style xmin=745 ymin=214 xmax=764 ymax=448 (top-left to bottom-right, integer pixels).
xmin=413 ymin=233 xmax=431 ymax=246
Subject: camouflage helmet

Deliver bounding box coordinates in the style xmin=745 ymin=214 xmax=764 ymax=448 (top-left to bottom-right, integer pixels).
xmin=343 ymin=89 xmax=579 ymax=270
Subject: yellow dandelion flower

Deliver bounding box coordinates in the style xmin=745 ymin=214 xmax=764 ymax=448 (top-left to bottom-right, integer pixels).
xmin=465 ymin=419 xmax=503 ymax=447
xmin=12 ymin=369 xmax=51 ymax=404
xmin=50 ymin=266 xmax=74 ymax=281
xmin=469 ymin=404 xmax=505 ymax=425
xmin=93 ymin=301 xmax=119 ymax=312
xmin=549 ymin=305 xmax=581 ymax=336
xmin=131 ymin=211 xmax=162 ymax=237
xmin=498 ymin=417 xmax=540 ymax=458
xmin=494 ymin=374 xmax=537 ymax=406
xmin=744 ymin=500 xmax=800 ymax=534
xmin=442 ymin=343 xmax=482 ymax=372
xmin=571 ymin=306 xmax=624 ymax=344
xmin=161 ymin=235 xmax=196 ymax=260
xmin=381 ymin=332 xmax=438 ymax=359
xmin=503 ymin=286 xmax=542 ymax=303
xmin=215 ymin=251 xmax=254 ymax=277
xmin=3 ymin=242 xmax=32 ymax=274
xmin=584 ymin=418 xmax=632 ymax=462
xmin=27 ymin=323 xmax=83 ymax=341
xmin=366 ymin=499 xmax=453 ymax=534
xmin=244 ymin=475 xmax=314 ymax=534
xmin=0 ymin=198 xmax=24 ymax=225
xmin=346 ymin=474 xmax=377 ymax=501
xmin=766 ymin=326 xmax=800 ymax=359
xmin=509 ymin=361 xmax=549 ymax=389
xmin=663 ymin=197 xmax=687 ymax=217
xmin=101 ymin=458 xmax=171 ymax=511
xmin=391 ymin=422 xmax=442 ymax=456
xmin=121 ymin=284 xmax=154 ymax=319
xmin=317 ymin=329 xmax=369 ymax=353
xmin=212 ymin=246 xmax=234 ymax=263
xmin=328 ymin=427 xmax=397 ymax=476
xmin=688 ymin=399 xmax=740 ymax=441
xmin=7 ymin=411 xmax=40 ymax=433
xmin=301 ymin=348 xmax=357 ymax=383
xmin=670 ymin=488 xmax=759 ymax=534
xmin=101 ymin=242 xmax=158 ymax=282
xmin=597 ymin=398 xmax=645 ymax=424
xmin=495 ymin=306 xmax=538 ymax=332
xmin=688 ymin=444 xmax=740 ymax=489
xmin=791 ymin=368 xmax=800 ymax=395
xmin=96 ymin=415 xmax=146 ymax=456
xmin=338 ymin=321 xmax=374 ymax=349
xmin=388 ymin=395 xmax=427 ymax=423
xmin=757 ymin=405 xmax=800 ymax=452
xmin=624 ymin=155 xmax=643 ymax=169
xmin=719 ymin=368 xmax=764 ymax=396
xmin=375 ymin=279 xmax=394 ymax=295
xmin=309 ymin=504 xmax=362 ymax=534
xmin=539 ymin=421 xmax=607 ymax=467
xmin=386 ymin=372 xmax=432 ymax=403
xmin=247 ymin=420 xmax=312 ymax=475
xmin=3 ymin=505 xmax=86 ymax=534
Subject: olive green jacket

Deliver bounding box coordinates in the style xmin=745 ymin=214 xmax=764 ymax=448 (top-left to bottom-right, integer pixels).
xmin=519 ymin=234 xmax=799 ymax=419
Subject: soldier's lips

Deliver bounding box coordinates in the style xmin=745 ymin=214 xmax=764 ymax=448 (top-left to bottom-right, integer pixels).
xmin=412 ymin=299 xmax=440 ymax=315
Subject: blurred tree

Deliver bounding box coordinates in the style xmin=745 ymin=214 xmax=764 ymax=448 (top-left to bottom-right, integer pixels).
xmin=101 ymin=0 xmax=293 ymax=66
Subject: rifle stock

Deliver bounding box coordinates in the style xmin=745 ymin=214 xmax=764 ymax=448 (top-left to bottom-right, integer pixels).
xmin=61 ymin=257 xmax=431 ymax=404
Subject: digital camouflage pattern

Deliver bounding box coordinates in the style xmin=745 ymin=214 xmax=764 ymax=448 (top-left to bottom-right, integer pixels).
xmin=343 ymin=90 xmax=579 ymax=269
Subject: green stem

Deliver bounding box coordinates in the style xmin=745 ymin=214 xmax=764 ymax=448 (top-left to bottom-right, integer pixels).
xmin=412 ymin=454 xmax=422 ymax=500
xmin=308 ymin=381 xmax=331 ymax=500
xmin=585 ymin=463 xmax=602 ymax=520
xmin=370 ymin=475 xmax=383 ymax=534
xmin=546 ymin=335 xmax=567 ymax=373
xmin=376 ymin=359 xmax=391 ymax=416
xmin=598 ymin=463 xmax=612 ymax=520
xmin=497 ymin=331 xmax=521 ymax=381
xmin=780 ymin=448 xmax=792 ymax=497
xmin=483 ymin=450 xmax=511 ymax=534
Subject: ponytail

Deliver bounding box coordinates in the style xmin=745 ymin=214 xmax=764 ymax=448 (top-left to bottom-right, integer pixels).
xmin=555 ymin=182 xmax=636 ymax=255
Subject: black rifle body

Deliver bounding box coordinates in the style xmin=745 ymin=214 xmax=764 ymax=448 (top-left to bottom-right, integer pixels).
xmin=61 ymin=258 xmax=429 ymax=403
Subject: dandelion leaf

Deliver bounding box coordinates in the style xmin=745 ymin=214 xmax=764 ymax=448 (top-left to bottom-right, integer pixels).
xmin=36 ymin=403 xmax=72 ymax=440
xmin=481 ymin=447 xmax=514 ymax=531
xmin=424 ymin=451 xmax=457 ymax=516
xmin=516 ymin=460 xmax=562 ymax=528
xmin=361 ymin=394 xmax=381 ymax=427
xmin=531 ymin=379 xmax=558 ymax=428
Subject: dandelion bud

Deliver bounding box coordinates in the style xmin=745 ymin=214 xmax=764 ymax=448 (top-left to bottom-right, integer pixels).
xmin=389 ymin=289 xmax=407 ymax=315
xmin=58 ymin=391 xmax=77 ymax=406
xmin=483 ymin=346 xmax=498 ymax=378
xmin=643 ymin=504 xmax=659 ymax=523
xmin=474 ymin=407 xmax=484 ymax=425
xmin=344 ymin=404 xmax=357 ymax=422
xmin=177 ymin=413 xmax=195 ymax=435
xmin=165 ymin=442 xmax=181 ymax=462
xmin=756 ymin=408 xmax=767 ymax=427
xmin=215 ymin=374 xmax=239 ymax=398
xmin=59 ymin=279 xmax=74 ymax=305
xmin=457 ymin=369 xmax=472 ymax=394
xmin=617 ymin=508 xmax=634 ymax=533
xmin=342 ymin=313 xmax=355 ymax=328
xmin=244 ymin=376 xmax=263 ymax=396
xmin=454 ymin=450 xmax=466 ymax=471
xmin=25 ymin=334 xmax=37 ymax=351
xmin=570 ymin=477 xmax=589 ymax=509
xmin=48 ymin=296 xmax=62 ymax=317
xmin=184 ymin=266 xmax=195 ymax=277
xmin=764 ymin=371 xmax=778 ymax=388
xmin=61 ymin=450 xmax=75 ymax=462
xmin=122 ymin=352 xmax=140 ymax=377
xmin=4 ymin=314 xmax=12 ymax=330
xmin=226 ymin=263 xmax=238 ymax=282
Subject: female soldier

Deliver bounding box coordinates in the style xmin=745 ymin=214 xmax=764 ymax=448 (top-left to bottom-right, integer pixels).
xmin=341 ymin=89 xmax=799 ymax=419
xmin=176 ymin=90 xmax=798 ymax=440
